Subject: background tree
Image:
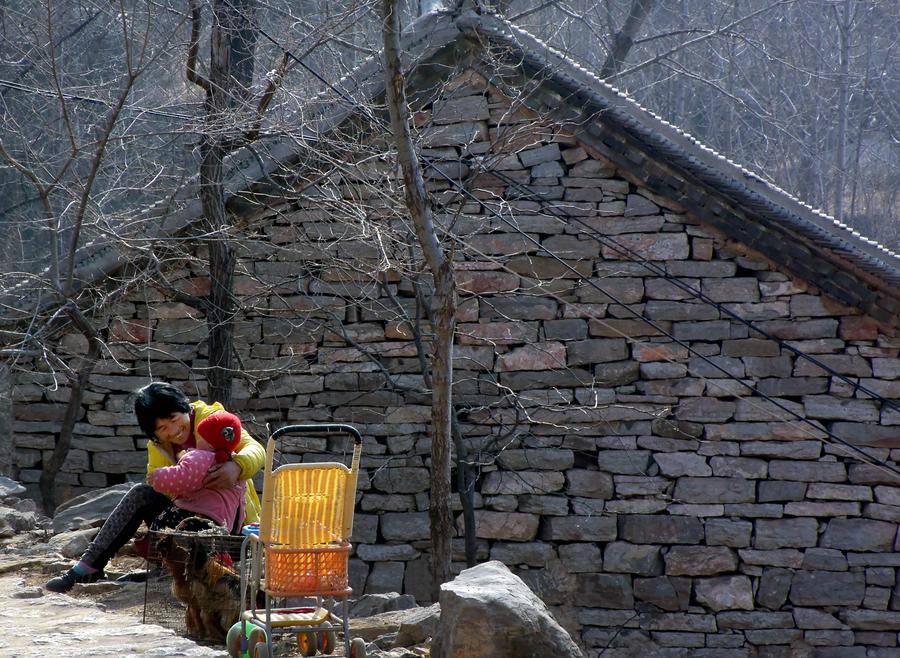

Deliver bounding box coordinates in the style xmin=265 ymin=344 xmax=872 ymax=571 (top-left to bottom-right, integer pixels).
xmin=506 ymin=0 xmax=899 ymax=249
xmin=383 ymin=0 xmax=458 ymax=596
xmin=183 ymin=0 xmax=261 ymax=408
xmin=0 ymin=0 xmax=184 ymax=511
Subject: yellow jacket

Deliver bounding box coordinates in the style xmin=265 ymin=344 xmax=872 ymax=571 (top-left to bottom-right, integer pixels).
xmin=146 ymin=400 xmax=264 ymax=524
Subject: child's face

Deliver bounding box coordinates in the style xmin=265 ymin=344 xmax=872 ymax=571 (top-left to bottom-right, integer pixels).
xmin=154 ymin=412 xmax=191 ymax=446
xmin=196 ymin=436 xmax=214 ymax=452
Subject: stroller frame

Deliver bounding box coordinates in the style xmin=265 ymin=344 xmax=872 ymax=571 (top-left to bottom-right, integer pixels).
xmin=235 ymin=423 xmax=365 ymax=658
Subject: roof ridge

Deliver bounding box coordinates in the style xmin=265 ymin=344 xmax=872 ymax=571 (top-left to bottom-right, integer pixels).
xmin=4 ymin=8 xmax=898 ymax=325
xmin=461 ymin=13 xmax=900 ymax=274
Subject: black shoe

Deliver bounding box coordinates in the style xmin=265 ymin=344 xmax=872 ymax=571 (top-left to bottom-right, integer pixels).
xmin=45 ymin=567 xmax=105 ymax=592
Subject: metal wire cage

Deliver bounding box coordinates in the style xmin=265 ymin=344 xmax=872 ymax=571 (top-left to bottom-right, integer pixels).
xmin=142 ymin=525 xmax=246 ymax=640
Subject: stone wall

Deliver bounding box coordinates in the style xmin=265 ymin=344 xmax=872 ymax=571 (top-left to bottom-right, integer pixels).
xmin=12 ymin=69 xmax=900 ymax=656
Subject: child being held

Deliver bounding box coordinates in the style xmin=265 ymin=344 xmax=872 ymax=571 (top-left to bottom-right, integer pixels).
xmin=148 ymin=410 xmax=247 ymax=532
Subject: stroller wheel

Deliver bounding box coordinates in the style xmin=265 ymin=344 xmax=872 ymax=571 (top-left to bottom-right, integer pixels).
xmin=349 ymin=637 xmax=366 ymax=658
xmin=297 ymin=631 xmax=317 ymax=656
xmin=227 ymin=621 xmax=262 ymax=658
xmin=226 ymin=622 xmax=242 ymax=657
xmin=318 ymin=621 xmax=336 ymax=654
xmin=252 ymin=643 xmax=270 ymax=658
xmin=247 ymin=627 xmax=267 ymax=656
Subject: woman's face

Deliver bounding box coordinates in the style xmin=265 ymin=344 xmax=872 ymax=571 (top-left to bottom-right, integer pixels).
xmin=154 ymin=412 xmax=191 ymax=446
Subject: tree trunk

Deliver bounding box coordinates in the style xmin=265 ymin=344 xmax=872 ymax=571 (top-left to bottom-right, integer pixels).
xmin=39 ymin=306 xmax=102 ymax=514
xmin=429 ymin=261 xmax=456 ymax=591
xmin=453 ymin=413 xmax=477 ymax=567
xmin=201 ymin=139 xmax=235 ymax=407
xmin=833 ymin=0 xmax=853 ymax=222
xmin=382 ymin=0 xmax=456 ymax=598
xmin=200 ymin=0 xmax=257 ymax=406
xmin=600 ymin=0 xmax=657 ymax=79
xmin=0 ymin=363 xmax=13 ymax=478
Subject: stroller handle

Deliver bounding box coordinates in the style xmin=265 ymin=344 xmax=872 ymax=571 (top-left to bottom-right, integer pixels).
xmin=270 ymin=423 xmax=362 ymax=445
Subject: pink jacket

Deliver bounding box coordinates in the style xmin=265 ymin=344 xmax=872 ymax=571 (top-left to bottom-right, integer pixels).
xmin=148 ymin=449 xmax=246 ymax=529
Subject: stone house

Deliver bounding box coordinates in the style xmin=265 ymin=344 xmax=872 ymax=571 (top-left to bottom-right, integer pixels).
xmin=6 ymin=7 xmax=900 ymax=657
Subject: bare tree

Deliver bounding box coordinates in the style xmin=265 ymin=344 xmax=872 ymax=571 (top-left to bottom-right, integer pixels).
xmin=178 ymin=0 xmax=305 ymax=407
xmin=599 ymin=0 xmax=658 ymax=79
xmin=504 ymin=0 xmax=899 ymax=249
xmin=382 ymin=0 xmax=458 ymax=596
xmin=0 ymin=1 xmax=178 ymax=511
xmin=185 ymin=0 xmax=260 ymax=408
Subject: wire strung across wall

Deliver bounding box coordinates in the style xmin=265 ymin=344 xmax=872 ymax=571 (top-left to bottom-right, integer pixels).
xmin=422 ymin=159 xmax=900 ymax=482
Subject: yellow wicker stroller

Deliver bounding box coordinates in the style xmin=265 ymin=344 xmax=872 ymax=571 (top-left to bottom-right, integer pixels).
xmin=229 ymin=424 xmax=365 ymax=658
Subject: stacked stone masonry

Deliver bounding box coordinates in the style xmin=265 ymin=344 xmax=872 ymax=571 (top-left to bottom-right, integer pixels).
xmin=12 ymin=69 xmax=900 ymax=657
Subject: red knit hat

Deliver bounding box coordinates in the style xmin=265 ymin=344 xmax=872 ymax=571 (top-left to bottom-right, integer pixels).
xmin=197 ymin=411 xmax=242 ymax=463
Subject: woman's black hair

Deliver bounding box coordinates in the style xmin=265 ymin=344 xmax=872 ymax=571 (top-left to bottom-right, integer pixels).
xmin=133 ymin=382 xmax=191 ymax=439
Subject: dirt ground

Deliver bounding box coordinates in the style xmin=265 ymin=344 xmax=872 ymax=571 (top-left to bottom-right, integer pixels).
xmin=4 ymin=534 xmax=236 ymax=657
xmin=9 ymin=544 xmax=346 ymax=657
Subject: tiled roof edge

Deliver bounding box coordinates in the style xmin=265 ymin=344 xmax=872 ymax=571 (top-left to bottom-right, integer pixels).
xmin=459 ymin=12 xmax=900 ymax=287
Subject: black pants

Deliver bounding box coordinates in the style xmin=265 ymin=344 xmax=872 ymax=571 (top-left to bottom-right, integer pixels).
xmin=81 ymin=483 xmax=172 ymax=570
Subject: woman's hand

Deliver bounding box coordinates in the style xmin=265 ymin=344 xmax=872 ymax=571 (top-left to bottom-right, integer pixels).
xmin=203 ymin=460 xmax=241 ymax=489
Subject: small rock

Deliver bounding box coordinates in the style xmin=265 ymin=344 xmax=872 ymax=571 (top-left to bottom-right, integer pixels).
xmin=0 ymin=477 xmax=26 ymax=499
xmin=14 ymin=498 xmax=39 ymax=514
xmin=0 ymin=506 xmax=38 ymax=532
xmin=77 ymin=581 xmax=124 ymax=595
xmin=352 ymin=607 xmax=435 ymax=643
xmin=394 ymin=603 xmax=440 ymax=647
xmin=350 ymin=592 xmax=419 ymax=618
xmin=11 ymin=586 xmax=43 ymax=599
xmin=116 ymin=570 xmax=149 ymax=583
xmin=370 ymin=633 xmax=399 ymax=649
xmin=0 ymin=557 xmax=57 ymax=575
xmin=48 ymin=528 xmax=97 ymax=559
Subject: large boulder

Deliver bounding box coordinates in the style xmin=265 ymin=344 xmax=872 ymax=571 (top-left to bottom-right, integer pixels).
xmin=52 ymin=483 xmax=136 ymax=534
xmin=432 ymin=560 xmax=584 ymax=658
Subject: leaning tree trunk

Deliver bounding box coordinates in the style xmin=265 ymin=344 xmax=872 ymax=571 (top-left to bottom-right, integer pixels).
xmin=382 ymin=0 xmax=457 ymax=598
xmin=39 ymin=307 xmax=102 ymax=514
xmin=0 ymin=362 xmax=13 ymax=478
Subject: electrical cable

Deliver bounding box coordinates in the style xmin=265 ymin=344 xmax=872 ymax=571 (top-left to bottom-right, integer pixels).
xmin=229 ymin=16 xmax=900 ymax=479
xmin=421 ymin=160 xmax=900 ymax=481
xmin=0 ymin=78 xmax=195 ymax=121
xmin=485 ymin=166 xmax=900 ymax=415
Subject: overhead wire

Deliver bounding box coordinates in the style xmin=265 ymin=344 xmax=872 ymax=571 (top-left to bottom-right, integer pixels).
xmin=199 ymin=7 xmax=900 ymax=480
xmin=485 ymin=166 xmax=900 ymax=415
xmin=0 ymin=78 xmax=196 ymax=122
xmin=421 ymin=161 xmax=900 ymax=482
